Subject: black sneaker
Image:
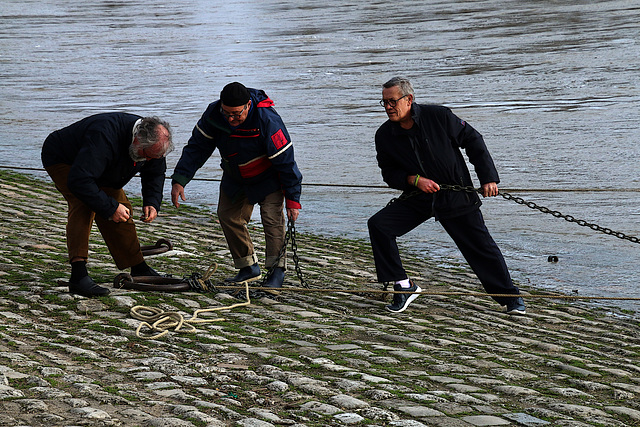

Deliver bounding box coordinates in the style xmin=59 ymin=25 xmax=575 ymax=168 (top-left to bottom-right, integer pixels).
xmin=505 ymin=296 xmax=526 ymax=315
xmin=225 ymin=263 xmax=262 ymax=283
xmin=386 ymin=281 xmax=422 ymax=313
xmin=69 ymin=275 xmax=110 ymax=297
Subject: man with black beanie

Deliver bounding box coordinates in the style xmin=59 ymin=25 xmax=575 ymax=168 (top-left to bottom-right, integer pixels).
xmin=171 ymin=82 xmax=302 ymax=291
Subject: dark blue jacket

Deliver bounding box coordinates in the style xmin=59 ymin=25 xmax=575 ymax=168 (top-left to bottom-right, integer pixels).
xmin=172 ymin=88 xmax=302 ymax=208
xmin=375 ymin=104 xmax=500 ymax=219
xmin=41 ymin=112 xmax=166 ymax=219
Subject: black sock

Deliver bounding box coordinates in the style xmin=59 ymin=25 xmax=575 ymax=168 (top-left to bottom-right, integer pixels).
xmin=131 ymin=261 xmax=151 ymax=276
xmin=70 ymin=261 xmax=88 ymax=282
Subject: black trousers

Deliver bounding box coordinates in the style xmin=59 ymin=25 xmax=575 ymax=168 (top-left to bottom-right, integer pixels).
xmin=367 ymin=194 xmax=520 ymax=305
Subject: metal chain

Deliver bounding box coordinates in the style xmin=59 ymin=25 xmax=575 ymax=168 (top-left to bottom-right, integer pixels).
xmin=288 ymin=221 xmax=308 ymax=287
xmin=188 ymin=219 xmax=310 ymax=301
xmin=261 ymin=218 xmax=309 ymax=288
xmin=439 ymin=184 xmax=640 ymax=244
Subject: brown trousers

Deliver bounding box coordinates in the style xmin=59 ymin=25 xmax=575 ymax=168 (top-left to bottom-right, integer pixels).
xmin=45 ymin=164 xmax=143 ymax=269
xmin=217 ymin=189 xmax=286 ymax=269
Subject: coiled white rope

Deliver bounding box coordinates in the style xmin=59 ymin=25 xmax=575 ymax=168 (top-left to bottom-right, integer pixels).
xmin=130 ymin=280 xmax=251 ymax=340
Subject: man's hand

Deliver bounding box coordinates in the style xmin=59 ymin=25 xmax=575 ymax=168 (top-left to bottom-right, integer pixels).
xmin=410 ymin=175 xmax=440 ymax=193
xmin=140 ymin=206 xmax=158 ymax=223
xmin=171 ymin=183 xmax=186 ymax=208
xmin=481 ymin=182 xmax=499 ymax=197
xmin=110 ymin=203 xmax=131 ymax=223
xmin=287 ymin=208 xmax=299 ymax=222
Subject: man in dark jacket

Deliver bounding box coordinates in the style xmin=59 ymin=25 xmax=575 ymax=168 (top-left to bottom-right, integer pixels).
xmin=368 ymin=77 xmax=525 ymax=315
xmin=41 ymin=113 xmax=174 ymax=297
xmin=171 ymin=82 xmax=302 ymax=290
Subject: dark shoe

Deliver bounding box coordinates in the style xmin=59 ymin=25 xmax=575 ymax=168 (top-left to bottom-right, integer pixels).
xmin=264 ymin=267 xmax=285 ymax=289
xmin=506 ymin=296 xmax=526 ymax=315
xmin=131 ymin=267 xmax=161 ymax=277
xmin=69 ymin=275 xmax=110 ymax=297
xmin=225 ymin=263 xmax=261 ymax=283
xmin=386 ymin=281 xmax=422 ymax=313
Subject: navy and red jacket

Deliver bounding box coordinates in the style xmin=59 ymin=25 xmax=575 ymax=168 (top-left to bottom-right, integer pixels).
xmin=375 ymin=103 xmax=500 ymax=219
xmin=172 ymin=88 xmax=302 ymax=209
xmin=41 ymin=112 xmax=166 ymax=219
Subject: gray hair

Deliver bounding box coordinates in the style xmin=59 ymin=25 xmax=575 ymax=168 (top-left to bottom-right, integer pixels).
xmin=135 ymin=117 xmax=174 ymax=157
xmin=383 ymin=77 xmax=415 ymax=100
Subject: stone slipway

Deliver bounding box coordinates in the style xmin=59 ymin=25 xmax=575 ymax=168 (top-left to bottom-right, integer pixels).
xmin=0 ymin=170 xmax=639 ymax=427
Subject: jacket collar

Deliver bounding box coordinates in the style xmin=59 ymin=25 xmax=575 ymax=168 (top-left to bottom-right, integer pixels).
xmin=131 ymin=118 xmax=142 ymax=144
xmin=410 ymin=103 xmax=422 ymax=125
xmin=389 ymin=103 xmax=422 ymax=135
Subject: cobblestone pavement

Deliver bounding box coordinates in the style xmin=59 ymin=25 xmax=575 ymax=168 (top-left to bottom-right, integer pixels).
xmin=1 ymin=170 xmax=639 ymax=427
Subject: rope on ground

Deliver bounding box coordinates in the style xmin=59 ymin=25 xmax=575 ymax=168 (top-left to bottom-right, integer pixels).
xmin=130 ymin=280 xmax=252 ymax=339
xmin=183 ymin=262 xmax=219 ymax=292
xmin=206 ymin=284 xmax=640 ymax=301
xmin=8 ymin=165 xmax=636 ymax=304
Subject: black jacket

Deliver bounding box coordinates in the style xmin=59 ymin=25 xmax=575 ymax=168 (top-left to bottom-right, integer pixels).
xmin=375 ymin=103 xmax=500 ymax=219
xmin=41 ymin=112 xmax=166 ymax=219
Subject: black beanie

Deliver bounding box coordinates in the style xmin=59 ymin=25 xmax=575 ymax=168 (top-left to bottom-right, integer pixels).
xmin=220 ymin=82 xmax=250 ymax=107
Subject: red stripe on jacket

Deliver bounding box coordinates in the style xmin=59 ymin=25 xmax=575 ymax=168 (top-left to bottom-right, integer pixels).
xmin=286 ymin=199 xmax=301 ymax=209
xmin=230 ymin=128 xmax=260 ymax=139
xmin=238 ymin=156 xmax=272 ymax=179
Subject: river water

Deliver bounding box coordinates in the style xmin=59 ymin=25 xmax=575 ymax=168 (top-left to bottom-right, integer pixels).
xmin=1 ymin=0 xmax=639 ymax=311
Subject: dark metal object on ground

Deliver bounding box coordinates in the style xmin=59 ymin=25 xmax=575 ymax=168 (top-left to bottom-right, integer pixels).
xmin=141 ymin=238 xmax=173 ymax=256
xmin=113 ymin=272 xmax=190 ymax=292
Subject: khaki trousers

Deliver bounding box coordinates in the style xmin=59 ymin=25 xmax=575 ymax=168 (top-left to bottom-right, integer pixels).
xmin=217 ymin=189 xmax=286 ymax=269
xmin=45 ymin=164 xmax=144 ymax=269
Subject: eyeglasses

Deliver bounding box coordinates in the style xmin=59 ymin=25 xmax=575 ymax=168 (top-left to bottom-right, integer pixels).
xmin=379 ymin=94 xmax=408 ymax=107
xmin=220 ymin=102 xmax=249 ymax=120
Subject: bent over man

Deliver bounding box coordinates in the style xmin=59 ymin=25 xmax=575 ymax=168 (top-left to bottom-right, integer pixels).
xmin=171 ymin=82 xmax=302 ymax=290
xmin=368 ymin=77 xmax=526 ymax=315
xmin=42 ymin=113 xmax=174 ymax=297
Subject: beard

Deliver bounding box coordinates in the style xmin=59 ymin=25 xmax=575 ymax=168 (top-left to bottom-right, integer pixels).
xmin=129 ymin=143 xmax=146 ymax=162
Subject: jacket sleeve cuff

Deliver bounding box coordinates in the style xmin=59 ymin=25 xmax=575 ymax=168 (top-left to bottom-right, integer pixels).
xmin=171 ymin=173 xmax=190 ymax=187
xmin=285 ymin=199 xmax=301 ymax=209
xmin=101 ymin=200 xmax=119 ymax=221
xmin=142 ymin=202 xmax=161 ymax=213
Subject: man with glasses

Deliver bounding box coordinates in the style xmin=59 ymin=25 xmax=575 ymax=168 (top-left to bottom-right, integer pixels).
xmin=41 ymin=113 xmax=174 ymax=297
xmin=368 ymin=77 xmax=526 ymax=315
xmin=171 ymin=82 xmax=302 ymax=291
